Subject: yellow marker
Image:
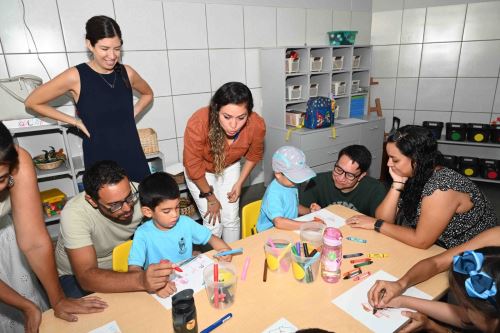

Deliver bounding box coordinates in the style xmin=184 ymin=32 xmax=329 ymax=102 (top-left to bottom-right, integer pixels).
xmin=369 ymin=253 xmax=389 ymax=259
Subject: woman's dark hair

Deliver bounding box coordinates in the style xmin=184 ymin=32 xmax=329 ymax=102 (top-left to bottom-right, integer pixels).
xmin=139 ymin=172 xmax=180 ymax=210
xmin=85 ymin=15 xmax=130 ymax=88
xmin=208 ymin=82 xmax=253 ymax=174
xmin=0 ymin=121 xmax=19 ymax=171
xmin=83 ymin=160 xmax=128 ymax=200
xmin=387 ymin=125 xmax=442 ymax=223
xmin=450 ymin=247 xmax=500 ymax=332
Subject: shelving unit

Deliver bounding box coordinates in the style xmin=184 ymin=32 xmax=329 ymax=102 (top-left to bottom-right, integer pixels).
xmin=437 ymin=137 xmax=500 ymax=184
xmin=260 ymin=45 xmax=384 ymax=184
xmin=9 ymin=123 xmax=166 ymax=239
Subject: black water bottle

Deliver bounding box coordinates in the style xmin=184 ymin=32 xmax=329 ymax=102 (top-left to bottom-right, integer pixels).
xmin=172 ymin=289 xmax=198 ymax=333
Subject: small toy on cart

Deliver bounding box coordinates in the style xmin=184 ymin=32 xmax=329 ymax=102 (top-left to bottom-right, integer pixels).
xmin=33 ymin=146 xmax=66 ymax=170
xmin=40 ymin=188 xmax=67 ymax=217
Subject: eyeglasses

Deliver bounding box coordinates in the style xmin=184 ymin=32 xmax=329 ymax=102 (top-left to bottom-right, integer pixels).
xmin=98 ymin=182 xmax=139 ymax=213
xmin=333 ymin=164 xmax=361 ymax=181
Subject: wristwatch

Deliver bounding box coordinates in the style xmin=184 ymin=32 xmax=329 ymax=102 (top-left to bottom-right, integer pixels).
xmin=374 ymin=219 xmax=384 ymax=233
xmin=199 ymin=185 xmax=214 ymax=198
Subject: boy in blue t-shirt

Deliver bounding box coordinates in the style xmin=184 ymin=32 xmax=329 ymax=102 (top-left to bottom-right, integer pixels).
xmin=128 ymin=172 xmax=232 ymax=296
xmin=257 ymin=146 xmax=321 ymax=232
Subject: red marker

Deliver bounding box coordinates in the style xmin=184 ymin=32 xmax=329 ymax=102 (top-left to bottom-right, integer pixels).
xmin=161 ymin=259 xmax=183 ymax=272
xmin=353 ymin=271 xmax=371 ymax=281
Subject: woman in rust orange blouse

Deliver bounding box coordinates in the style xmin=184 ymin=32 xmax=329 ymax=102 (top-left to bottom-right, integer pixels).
xmin=183 ymin=82 xmax=266 ymax=242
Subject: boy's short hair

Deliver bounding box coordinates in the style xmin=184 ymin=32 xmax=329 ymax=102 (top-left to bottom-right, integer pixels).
xmin=272 ymin=145 xmax=316 ymax=183
xmin=139 ymin=172 xmax=180 ymax=209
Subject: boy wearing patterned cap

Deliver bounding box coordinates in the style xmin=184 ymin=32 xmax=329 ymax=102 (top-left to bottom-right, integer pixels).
xmin=256 ymin=146 xmax=321 ymax=232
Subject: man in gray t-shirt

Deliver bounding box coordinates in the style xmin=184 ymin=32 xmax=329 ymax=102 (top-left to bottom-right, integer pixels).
xmin=56 ymin=161 xmax=174 ymax=298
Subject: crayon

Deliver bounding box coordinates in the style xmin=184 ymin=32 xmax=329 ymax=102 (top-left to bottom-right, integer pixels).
xmin=353 ymin=271 xmax=371 ymax=281
xmin=369 ymin=253 xmax=389 ymax=259
xmin=353 ymin=260 xmax=373 ymax=268
xmin=350 ymin=257 xmax=372 ymax=264
xmin=343 ymin=253 xmax=364 ymax=258
xmin=262 ymin=259 xmax=268 ymax=282
xmin=343 ymin=268 xmax=362 ymax=280
xmin=241 ymin=257 xmax=251 ymax=281
xmin=346 ymin=236 xmax=367 ymax=243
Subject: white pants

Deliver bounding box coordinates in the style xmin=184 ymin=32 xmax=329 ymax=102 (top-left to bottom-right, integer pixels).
xmin=185 ymin=162 xmax=241 ymax=243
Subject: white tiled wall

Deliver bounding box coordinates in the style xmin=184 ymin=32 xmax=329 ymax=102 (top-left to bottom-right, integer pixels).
xmin=0 ymin=0 xmax=371 ymax=186
xmin=371 ymin=0 xmax=500 ymax=131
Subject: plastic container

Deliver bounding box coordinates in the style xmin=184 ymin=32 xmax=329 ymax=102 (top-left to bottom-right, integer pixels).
xmin=332 ymin=56 xmax=344 ymax=71
xmin=422 ymin=121 xmax=444 ymax=140
xmin=310 ymin=56 xmax=323 ymax=72
xmin=442 ymin=154 xmax=458 ymax=171
xmin=351 ymin=80 xmax=360 ymax=93
xmin=203 ymin=263 xmax=237 ymax=309
xmin=320 ymin=227 xmax=342 ymax=283
xmin=467 ymin=123 xmax=491 ymax=143
xmin=309 ymin=83 xmax=319 ymax=97
xmin=286 ymin=85 xmax=302 ymax=100
xmin=172 ymin=289 xmax=198 ymax=333
xmin=286 ymin=111 xmax=304 ymax=127
xmin=331 ymin=81 xmax=346 ymax=96
xmin=352 ymin=55 xmax=361 ymax=69
xmin=285 ymin=58 xmax=300 ymax=73
xmin=479 ymin=159 xmax=499 ymax=180
xmin=491 ymin=124 xmax=500 ymax=144
xmin=40 ymin=188 xmax=67 ymax=217
xmin=458 ymin=156 xmax=480 ymax=177
xmin=328 ymin=31 xmax=358 ymax=45
xmin=446 ymin=123 xmax=467 ymax=141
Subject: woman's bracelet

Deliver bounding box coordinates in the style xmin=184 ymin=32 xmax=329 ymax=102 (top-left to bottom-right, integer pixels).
xmin=391 ymin=184 xmax=404 ymax=192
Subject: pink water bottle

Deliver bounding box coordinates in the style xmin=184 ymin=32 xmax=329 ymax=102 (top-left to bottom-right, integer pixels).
xmin=321 ymin=227 xmax=342 ymax=283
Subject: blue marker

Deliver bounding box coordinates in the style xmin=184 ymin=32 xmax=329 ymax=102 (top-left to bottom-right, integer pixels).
xmin=346 ymin=236 xmax=367 ymax=243
xmin=200 ymin=313 xmax=233 ymax=333
xmin=214 ymin=248 xmax=243 ymax=257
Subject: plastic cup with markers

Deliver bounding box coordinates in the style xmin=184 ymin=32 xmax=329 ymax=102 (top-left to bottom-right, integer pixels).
xmin=291 ymin=246 xmax=321 ymax=283
xmin=203 ymin=262 xmax=237 ymax=309
xmin=299 ymin=222 xmax=325 ymax=250
xmin=264 ymin=236 xmax=292 ymax=273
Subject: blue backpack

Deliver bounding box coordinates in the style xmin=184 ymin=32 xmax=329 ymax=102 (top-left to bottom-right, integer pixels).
xmin=304 ymin=97 xmax=333 ymax=129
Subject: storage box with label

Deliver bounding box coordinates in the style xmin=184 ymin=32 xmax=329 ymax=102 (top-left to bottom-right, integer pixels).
xmin=310 ymin=57 xmax=323 ymax=72
xmin=285 ymin=58 xmax=300 ymax=73
xmin=332 ymin=56 xmax=344 ymax=71
xmin=309 ymin=83 xmax=319 ymax=97
xmin=331 ymin=81 xmax=346 ymax=96
xmin=286 ymin=111 xmax=304 ymax=127
xmin=40 ymin=188 xmax=67 ymax=217
xmin=351 ymin=80 xmax=360 ymax=93
xmin=286 ymin=85 xmax=302 ymax=100
xmin=352 ymin=55 xmax=361 ymax=68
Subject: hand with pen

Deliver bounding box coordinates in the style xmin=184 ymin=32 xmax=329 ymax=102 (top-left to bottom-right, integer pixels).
xmin=368 ymin=279 xmax=406 ymax=309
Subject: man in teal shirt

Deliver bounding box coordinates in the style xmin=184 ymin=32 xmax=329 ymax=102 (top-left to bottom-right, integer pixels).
xmin=299 ymin=145 xmax=386 ymax=216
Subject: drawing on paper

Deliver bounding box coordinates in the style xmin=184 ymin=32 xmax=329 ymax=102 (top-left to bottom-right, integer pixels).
xmin=361 ymin=303 xmax=390 ymax=318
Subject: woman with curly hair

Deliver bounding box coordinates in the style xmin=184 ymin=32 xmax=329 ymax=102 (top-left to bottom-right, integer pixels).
xmin=183 ymin=82 xmax=266 ymax=242
xmin=346 ymin=125 xmax=496 ymax=249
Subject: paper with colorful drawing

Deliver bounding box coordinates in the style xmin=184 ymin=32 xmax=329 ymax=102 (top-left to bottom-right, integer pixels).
xmin=332 ymin=270 xmax=432 ymax=333
xmin=151 ymin=254 xmax=214 ymax=310
xmin=294 ymin=208 xmax=345 ymax=233
xmin=88 ymin=320 xmax=122 ymax=333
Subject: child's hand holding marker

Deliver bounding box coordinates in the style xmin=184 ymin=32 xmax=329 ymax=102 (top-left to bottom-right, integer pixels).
xmin=214 ymin=248 xmax=243 ymax=262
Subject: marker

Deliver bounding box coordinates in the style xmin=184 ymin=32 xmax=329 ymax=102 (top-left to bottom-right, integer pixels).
xmin=177 ymin=256 xmax=197 ymax=267
xmin=214 ymin=264 xmax=219 ymax=308
xmin=353 ymin=260 xmax=373 ymax=268
xmin=309 ymin=249 xmax=318 ymax=257
xmin=241 ymin=257 xmax=251 ymax=281
xmin=353 ymin=271 xmax=371 ymax=281
xmin=214 ymin=248 xmax=243 ymax=257
xmin=350 ymin=257 xmax=372 ymax=264
xmin=369 ymin=253 xmax=389 ymax=259
xmin=346 ymin=236 xmax=367 ymax=243
xmin=200 ymin=313 xmax=233 ymax=333
xmin=262 ymin=258 xmax=268 ymax=282
xmin=373 ymin=288 xmax=386 ymax=314
xmin=173 ymin=265 xmax=183 ymax=273
xmin=343 ymin=253 xmax=364 ymax=259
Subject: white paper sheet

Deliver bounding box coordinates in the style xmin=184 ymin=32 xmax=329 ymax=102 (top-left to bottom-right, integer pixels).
xmin=262 ymin=318 xmax=298 ymax=333
xmin=151 ymin=254 xmax=214 ymax=310
xmin=335 ymin=118 xmax=368 ymax=125
xmin=294 ymin=208 xmax=346 ymax=234
xmin=88 ymin=320 xmax=122 ymax=333
xmin=332 ymin=270 xmax=432 ymax=333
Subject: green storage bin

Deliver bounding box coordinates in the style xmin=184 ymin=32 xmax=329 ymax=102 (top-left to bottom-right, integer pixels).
xmin=328 ymin=31 xmax=358 ymax=45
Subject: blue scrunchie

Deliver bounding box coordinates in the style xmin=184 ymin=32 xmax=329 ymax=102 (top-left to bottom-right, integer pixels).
xmin=453 ymin=250 xmax=497 ymax=306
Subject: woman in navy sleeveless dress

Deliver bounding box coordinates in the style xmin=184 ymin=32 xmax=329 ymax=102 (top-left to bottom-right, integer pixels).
xmin=25 ymin=16 xmax=152 ymax=182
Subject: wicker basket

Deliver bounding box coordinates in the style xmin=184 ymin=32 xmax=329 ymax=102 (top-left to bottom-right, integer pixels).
xmin=33 ymin=155 xmax=64 ymax=170
xmin=179 ymin=197 xmax=195 ymax=216
xmin=138 ymin=128 xmax=159 ymax=155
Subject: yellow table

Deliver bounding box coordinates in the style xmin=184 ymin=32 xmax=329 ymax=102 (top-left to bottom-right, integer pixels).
xmin=40 ymin=205 xmax=448 ymax=333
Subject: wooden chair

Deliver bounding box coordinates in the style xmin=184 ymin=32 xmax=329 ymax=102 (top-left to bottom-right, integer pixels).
xmin=241 ymin=200 xmax=262 ymax=239
xmin=112 ymin=240 xmax=133 ymax=272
